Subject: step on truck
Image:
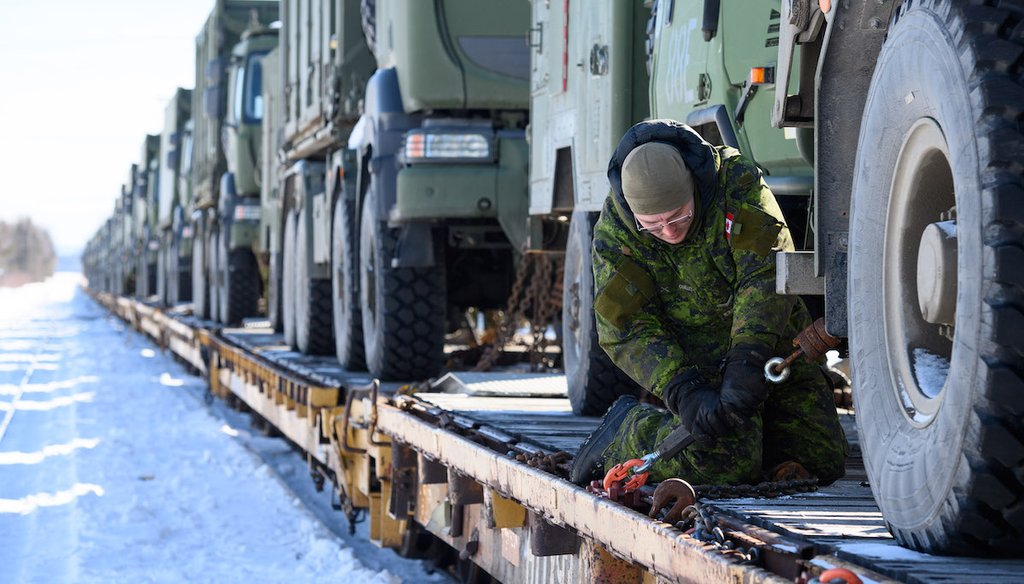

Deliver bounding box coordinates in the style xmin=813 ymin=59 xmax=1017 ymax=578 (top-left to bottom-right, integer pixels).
xmin=529 ymin=0 xmax=1024 ymax=555
xmin=189 ymin=0 xmax=279 ymax=325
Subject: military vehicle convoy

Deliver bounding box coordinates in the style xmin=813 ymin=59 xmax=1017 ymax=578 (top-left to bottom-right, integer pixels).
xmin=84 ymin=0 xmax=1023 ymax=558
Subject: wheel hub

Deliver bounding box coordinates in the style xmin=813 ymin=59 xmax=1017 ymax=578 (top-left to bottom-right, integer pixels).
xmin=916 ymin=220 xmax=957 ymax=325
xmin=883 ymin=117 xmax=956 ymax=422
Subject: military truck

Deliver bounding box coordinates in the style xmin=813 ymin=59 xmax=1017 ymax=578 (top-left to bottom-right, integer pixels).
xmin=133 ymin=134 xmax=161 ymax=299
xmin=531 ymin=0 xmax=1024 ymax=556
xmin=527 ymin=0 xmax=653 ymax=415
xmin=260 ymin=0 xmax=375 ymax=356
xmin=189 ymin=0 xmax=278 ymax=324
xmin=116 ymin=169 xmax=138 ymax=296
xmin=266 ymin=0 xmax=530 ymax=382
xmin=156 ymin=88 xmax=194 ymax=307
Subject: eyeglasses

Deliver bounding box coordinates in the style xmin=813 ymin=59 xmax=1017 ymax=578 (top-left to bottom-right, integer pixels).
xmin=635 ymin=209 xmax=694 ymax=234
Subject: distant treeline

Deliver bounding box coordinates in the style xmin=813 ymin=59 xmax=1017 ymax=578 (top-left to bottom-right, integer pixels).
xmin=0 ymin=218 xmax=56 ymax=287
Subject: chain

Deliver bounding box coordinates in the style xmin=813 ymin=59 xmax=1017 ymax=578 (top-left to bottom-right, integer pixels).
xmin=690 ymin=477 xmax=819 ymax=499
xmin=674 ymin=501 xmax=761 ymax=564
xmin=515 ymin=450 xmax=571 ymax=475
xmin=475 ymin=253 xmax=564 ymax=372
xmin=658 ymin=477 xmax=819 ymax=565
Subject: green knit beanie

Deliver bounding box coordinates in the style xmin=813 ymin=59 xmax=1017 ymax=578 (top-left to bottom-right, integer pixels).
xmin=621 ymin=142 xmax=694 ymax=215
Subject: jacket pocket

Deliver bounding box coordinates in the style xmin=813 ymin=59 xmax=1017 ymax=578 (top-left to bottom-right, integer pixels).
xmin=594 ymin=259 xmax=656 ymax=329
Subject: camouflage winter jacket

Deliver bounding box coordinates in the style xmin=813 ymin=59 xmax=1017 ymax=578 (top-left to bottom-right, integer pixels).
xmin=593 ymin=119 xmax=813 ymax=400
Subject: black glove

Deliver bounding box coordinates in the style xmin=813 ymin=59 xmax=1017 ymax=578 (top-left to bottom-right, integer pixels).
xmin=719 ymin=342 xmax=772 ymax=418
xmin=662 ymin=369 xmax=731 ymax=441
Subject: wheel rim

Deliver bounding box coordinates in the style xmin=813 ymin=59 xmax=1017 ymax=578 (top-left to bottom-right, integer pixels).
xmin=882 ymin=117 xmax=956 ymax=425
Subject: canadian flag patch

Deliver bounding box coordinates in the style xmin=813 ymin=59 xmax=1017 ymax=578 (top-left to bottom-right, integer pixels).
xmin=725 ymin=212 xmax=735 ymax=241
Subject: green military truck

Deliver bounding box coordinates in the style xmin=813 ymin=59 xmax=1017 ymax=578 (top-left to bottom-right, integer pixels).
xmin=133 ymin=134 xmax=161 ymax=299
xmin=116 ymin=169 xmax=137 ymax=296
xmin=261 ymin=0 xmax=375 ymax=356
xmin=156 ymin=88 xmax=194 ymax=307
xmin=265 ymin=0 xmax=531 ymax=381
xmin=766 ymin=0 xmax=1023 ymax=556
xmin=189 ymin=0 xmax=278 ymax=324
xmin=342 ymin=0 xmax=531 ymax=380
xmin=530 ymin=0 xmax=1024 ymax=557
xmin=527 ymin=0 xmax=652 ymax=416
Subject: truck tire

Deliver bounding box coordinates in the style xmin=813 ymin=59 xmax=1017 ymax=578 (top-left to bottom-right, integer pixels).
xmin=267 ymin=250 xmax=283 ymax=332
xmin=294 ymin=214 xmax=334 ymax=355
xmin=167 ymin=242 xmax=178 ymax=305
xmin=849 ymin=0 xmax=1024 ymax=555
xmin=332 ymin=197 xmax=366 ymax=370
xmin=282 ymin=211 xmax=298 ymax=348
xmin=208 ymin=228 xmax=221 ymax=323
xmin=137 ymin=256 xmax=149 ymax=298
xmin=359 ymin=191 xmax=445 ymax=380
xmin=145 ymin=261 xmax=157 ymax=300
xmin=216 ymin=231 xmax=260 ymax=326
xmin=177 ymin=238 xmax=192 ymax=304
xmin=191 ymin=224 xmax=210 ymax=319
xmin=563 ymin=210 xmax=642 ymax=416
xmin=157 ymin=245 xmax=167 ymax=305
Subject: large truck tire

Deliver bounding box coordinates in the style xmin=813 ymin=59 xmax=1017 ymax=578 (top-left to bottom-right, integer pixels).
xmin=166 ymin=242 xmax=178 ymax=306
xmin=176 ymin=238 xmax=192 ymax=304
xmin=208 ymin=228 xmax=221 ymax=323
xmin=563 ymin=210 xmax=642 ymax=416
xmin=267 ymin=250 xmax=283 ymax=332
xmin=359 ymin=191 xmax=445 ymax=380
xmin=332 ymin=197 xmax=366 ymax=370
xmin=282 ymin=211 xmax=298 ymax=348
xmin=216 ymin=232 xmax=260 ymax=326
xmin=157 ymin=245 xmax=168 ymax=305
xmin=294 ymin=215 xmax=334 ymax=355
xmin=145 ymin=261 xmax=157 ymax=300
xmin=137 ymin=256 xmax=149 ymax=298
xmin=848 ymin=0 xmax=1024 ymax=555
xmin=191 ymin=224 xmax=210 ymax=319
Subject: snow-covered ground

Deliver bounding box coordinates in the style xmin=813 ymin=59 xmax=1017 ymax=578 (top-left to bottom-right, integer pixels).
xmin=0 ymin=273 xmax=450 ymax=583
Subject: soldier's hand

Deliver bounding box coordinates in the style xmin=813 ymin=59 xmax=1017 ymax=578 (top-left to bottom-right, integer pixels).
xmin=720 ymin=342 xmax=772 ymax=418
xmin=663 ymin=369 xmax=733 ymax=441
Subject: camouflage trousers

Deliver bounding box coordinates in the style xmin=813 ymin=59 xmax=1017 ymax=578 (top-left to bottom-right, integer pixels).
xmin=604 ymin=362 xmax=848 ymax=485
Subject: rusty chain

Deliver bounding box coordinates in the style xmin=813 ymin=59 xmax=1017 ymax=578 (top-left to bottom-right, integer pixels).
xmin=475 ymin=253 xmax=564 ymax=372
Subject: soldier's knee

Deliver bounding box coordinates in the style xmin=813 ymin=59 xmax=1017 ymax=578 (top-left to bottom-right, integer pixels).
xmin=808 ymin=442 xmax=848 ymax=486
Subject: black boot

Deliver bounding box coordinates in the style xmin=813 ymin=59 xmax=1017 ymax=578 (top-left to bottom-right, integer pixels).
xmin=569 ymin=395 xmax=639 ymax=486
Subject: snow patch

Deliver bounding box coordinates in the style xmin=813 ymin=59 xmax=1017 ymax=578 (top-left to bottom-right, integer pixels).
xmin=913 ymin=348 xmax=949 ymax=398
xmin=0 ymin=438 xmax=100 ymax=465
xmin=0 ymin=483 xmax=105 ymax=514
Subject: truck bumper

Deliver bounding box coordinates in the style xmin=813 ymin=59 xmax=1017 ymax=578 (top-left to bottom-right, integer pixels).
xmin=391 ymin=137 xmax=528 ymax=223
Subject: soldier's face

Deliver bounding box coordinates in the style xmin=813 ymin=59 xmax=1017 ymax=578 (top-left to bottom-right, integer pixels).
xmin=634 ymin=201 xmax=695 ymax=244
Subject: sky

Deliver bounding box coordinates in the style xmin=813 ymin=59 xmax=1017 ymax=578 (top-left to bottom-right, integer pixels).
xmin=0 ymin=0 xmax=220 ymax=256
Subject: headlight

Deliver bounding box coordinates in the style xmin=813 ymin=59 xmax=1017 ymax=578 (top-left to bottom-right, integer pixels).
xmin=233 ymin=205 xmax=262 ymax=221
xmin=402 ymin=131 xmax=493 ymax=163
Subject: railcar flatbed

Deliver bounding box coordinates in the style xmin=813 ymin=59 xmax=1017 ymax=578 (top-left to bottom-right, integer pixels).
xmin=93 ymin=292 xmax=1024 ymax=583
